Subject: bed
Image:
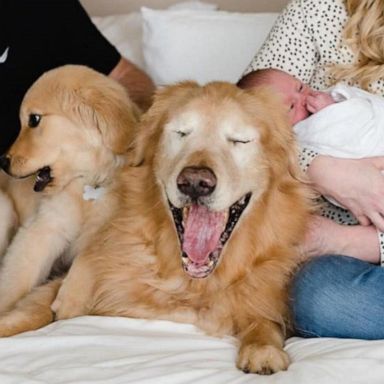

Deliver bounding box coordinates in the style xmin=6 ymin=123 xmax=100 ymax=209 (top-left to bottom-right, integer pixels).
xmin=1 ymin=1 xmax=384 ymax=383
xmin=2 ymin=316 xmax=384 ymax=383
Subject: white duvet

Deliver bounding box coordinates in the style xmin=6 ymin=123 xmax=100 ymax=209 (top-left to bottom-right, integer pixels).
xmin=0 ymin=316 xmax=383 ymax=384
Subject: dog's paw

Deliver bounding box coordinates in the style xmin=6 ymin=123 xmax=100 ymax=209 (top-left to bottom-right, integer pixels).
xmin=51 ymin=298 xmax=80 ymax=320
xmin=51 ymin=288 xmax=86 ymax=320
xmin=236 ymin=344 xmax=290 ymax=375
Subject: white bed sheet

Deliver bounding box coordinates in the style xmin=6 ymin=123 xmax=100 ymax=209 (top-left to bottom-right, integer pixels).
xmin=0 ymin=316 xmax=383 ymax=384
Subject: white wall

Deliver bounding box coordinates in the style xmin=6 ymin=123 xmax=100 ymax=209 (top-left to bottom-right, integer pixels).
xmin=81 ymin=0 xmax=288 ymax=16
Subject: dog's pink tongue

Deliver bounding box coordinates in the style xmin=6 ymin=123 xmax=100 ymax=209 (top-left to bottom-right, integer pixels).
xmin=183 ymin=205 xmax=226 ymax=264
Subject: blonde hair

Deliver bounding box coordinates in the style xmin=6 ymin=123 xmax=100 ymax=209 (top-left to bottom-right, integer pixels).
xmin=330 ymin=0 xmax=384 ymax=89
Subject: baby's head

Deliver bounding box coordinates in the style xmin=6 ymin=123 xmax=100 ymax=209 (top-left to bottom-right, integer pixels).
xmin=237 ymin=68 xmax=314 ymax=125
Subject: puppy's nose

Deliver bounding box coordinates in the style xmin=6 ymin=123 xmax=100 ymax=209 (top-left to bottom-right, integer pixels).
xmin=0 ymin=155 xmax=10 ymax=173
xmin=177 ymin=167 xmax=216 ymax=200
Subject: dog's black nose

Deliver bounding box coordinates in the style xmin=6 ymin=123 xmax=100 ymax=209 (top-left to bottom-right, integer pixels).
xmin=177 ymin=167 xmax=216 ymax=200
xmin=0 ymin=155 xmax=10 ymax=173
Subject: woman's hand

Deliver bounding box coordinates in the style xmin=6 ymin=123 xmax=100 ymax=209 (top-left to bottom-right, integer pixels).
xmin=302 ymin=215 xmax=380 ymax=263
xmin=307 ymin=155 xmax=384 ymax=231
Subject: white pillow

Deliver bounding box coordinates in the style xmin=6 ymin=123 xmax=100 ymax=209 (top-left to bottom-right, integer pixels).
xmin=167 ymin=1 xmax=218 ymax=11
xmin=92 ymin=13 xmax=145 ymax=69
xmin=91 ymin=2 xmax=217 ymax=71
xmin=141 ymin=8 xmax=278 ymax=86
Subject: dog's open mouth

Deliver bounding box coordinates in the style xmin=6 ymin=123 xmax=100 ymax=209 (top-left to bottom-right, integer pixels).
xmin=170 ymin=193 xmax=251 ymax=278
xmin=34 ymin=166 xmax=53 ymax=192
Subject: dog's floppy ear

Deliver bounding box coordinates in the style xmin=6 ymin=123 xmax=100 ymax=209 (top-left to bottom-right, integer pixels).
xmin=263 ymin=92 xmax=304 ymax=182
xmin=129 ymin=81 xmax=200 ymax=166
xmin=76 ymin=82 xmax=141 ymax=155
xmin=246 ymin=87 xmax=305 ymax=181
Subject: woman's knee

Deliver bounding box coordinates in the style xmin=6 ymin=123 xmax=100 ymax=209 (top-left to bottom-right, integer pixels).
xmin=291 ymin=255 xmax=384 ymax=339
xmin=291 ymin=255 xmax=345 ymax=337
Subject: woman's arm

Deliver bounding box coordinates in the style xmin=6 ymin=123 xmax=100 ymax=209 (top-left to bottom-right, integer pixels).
xmin=307 ymin=155 xmax=384 ymax=231
xmin=303 ymin=215 xmax=380 ymax=263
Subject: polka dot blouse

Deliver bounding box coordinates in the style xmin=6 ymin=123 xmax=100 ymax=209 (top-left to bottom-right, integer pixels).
xmin=246 ymin=0 xmax=384 ymax=94
xmin=245 ymin=0 xmax=384 ymax=265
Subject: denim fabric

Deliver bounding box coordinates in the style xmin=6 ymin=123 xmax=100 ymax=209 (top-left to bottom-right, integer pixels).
xmin=291 ymin=255 xmax=384 ymax=339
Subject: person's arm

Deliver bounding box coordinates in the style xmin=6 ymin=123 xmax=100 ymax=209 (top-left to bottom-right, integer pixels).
xmin=302 ymin=215 xmax=380 ymax=263
xmin=307 ymin=155 xmax=384 ymax=231
xmin=109 ymin=58 xmax=155 ymax=112
xmin=43 ymin=0 xmax=155 ymax=110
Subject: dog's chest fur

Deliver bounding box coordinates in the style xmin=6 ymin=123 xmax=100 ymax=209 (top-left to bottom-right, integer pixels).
xmin=89 ymin=167 xmax=298 ymax=338
xmin=40 ymin=179 xmax=119 ymax=272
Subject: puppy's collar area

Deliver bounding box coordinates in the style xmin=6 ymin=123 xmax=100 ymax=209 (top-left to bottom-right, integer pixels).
xmin=83 ymin=185 xmax=106 ymax=201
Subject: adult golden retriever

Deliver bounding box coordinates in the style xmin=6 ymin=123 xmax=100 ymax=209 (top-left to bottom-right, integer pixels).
xmin=0 ymin=65 xmax=139 ymax=313
xmin=0 ymin=82 xmax=312 ymax=374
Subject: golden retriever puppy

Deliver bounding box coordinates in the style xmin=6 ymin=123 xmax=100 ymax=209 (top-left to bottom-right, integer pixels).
xmin=0 ymin=188 xmax=17 ymax=255
xmin=0 ymin=82 xmax=312 ymax=374
xmin=0 ymin=65 xmax=139 ymax=313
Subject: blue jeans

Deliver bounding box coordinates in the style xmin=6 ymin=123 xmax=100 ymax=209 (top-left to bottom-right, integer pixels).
xmin=291 ymin=255 xmax=384 ymax=339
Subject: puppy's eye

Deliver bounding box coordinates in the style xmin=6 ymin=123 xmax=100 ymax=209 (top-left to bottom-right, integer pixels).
xmin=28 ymin=114 xmax=42 ymax=128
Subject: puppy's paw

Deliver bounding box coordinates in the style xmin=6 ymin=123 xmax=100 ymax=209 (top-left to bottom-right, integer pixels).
xmin=0 ymin=320 xmax=20 ymax=337
xmin=236 ymin=344 xmax=290 ymax=375
xmin=0 ymin=308 xmax=54 ymax=337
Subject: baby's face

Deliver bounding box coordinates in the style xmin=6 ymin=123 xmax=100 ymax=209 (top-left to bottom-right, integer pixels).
xmin=268 ymin=71 xmax=314 ymax=125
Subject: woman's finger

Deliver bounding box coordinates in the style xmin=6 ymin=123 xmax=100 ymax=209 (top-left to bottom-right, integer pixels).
xmin=369 ymin=212 xmax=384 ymax=233
xmin=354 ymin=214 xmax=371 ymax=227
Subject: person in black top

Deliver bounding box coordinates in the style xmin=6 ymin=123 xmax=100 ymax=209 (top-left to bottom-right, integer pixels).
xmin=0 ymin=0 xmax=155 ymax=154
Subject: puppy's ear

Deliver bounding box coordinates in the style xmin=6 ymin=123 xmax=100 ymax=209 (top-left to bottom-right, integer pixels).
xmin=129 ymin=81 xmax=200 ymax=166
xmin=77 ymin=82 xmax=141 ymax=154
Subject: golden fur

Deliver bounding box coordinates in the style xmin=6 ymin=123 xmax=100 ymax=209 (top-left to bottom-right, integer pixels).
xmin=0 ymin=65 xmax=139 ymax=313
xmin=0 ymin=82 xmax=312 ymax=374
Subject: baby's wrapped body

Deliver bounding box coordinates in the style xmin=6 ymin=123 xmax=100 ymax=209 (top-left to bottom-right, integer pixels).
xmin=294 ymin=84 xmax=384 ymax=207
xmin=295 ymin=83 xmax=384 ymax=210
xmin=294 ymin=83 xmax=384 ymax=159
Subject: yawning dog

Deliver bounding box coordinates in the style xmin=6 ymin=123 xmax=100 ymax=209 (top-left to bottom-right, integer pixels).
xmin=0 ymin=81 xmax=312 ymax=374
xmin=0 ymin=65 xmax=139 ymax=313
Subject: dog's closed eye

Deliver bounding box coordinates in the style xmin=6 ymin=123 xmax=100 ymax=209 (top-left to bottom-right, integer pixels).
xmin=28 ymin=114 xmax=42 ymax=128
xmin=174 ymin=130 xmax=191 ymax=138
xmin=227 ymin=138 xmax=252 ymax=145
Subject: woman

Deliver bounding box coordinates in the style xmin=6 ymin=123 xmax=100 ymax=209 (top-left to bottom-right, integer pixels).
xmin=245 ymin=0 xmax=384 ymax=339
